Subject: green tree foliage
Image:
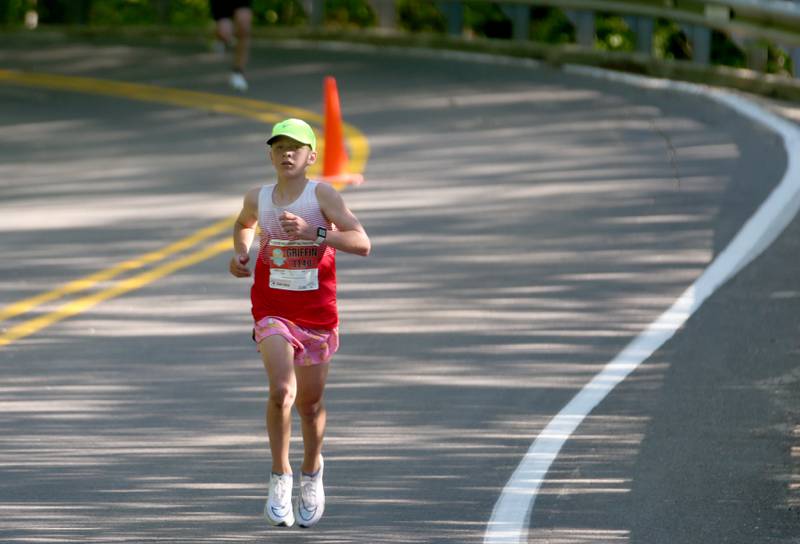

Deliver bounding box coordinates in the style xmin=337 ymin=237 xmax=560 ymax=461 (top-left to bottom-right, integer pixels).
xmin=168 ymin=0 xmax=209 ymax=26
xmin=711 ymin=29 xmax=746 ymax=68
xmin=653 ymin=18 xmax=691 ymax=60
xmin=324 ymin=0 xmax=375 ymax=27
xmin=90 ymin=0 xmax=158 ymax=25
xmin=252 ymin=0 xmax=307 ymax=26
xmin=594 ymin=13 xmax=634 ymax=52
xmin=88 ymin=0 xmax=208 ymax=26
xmin=397 ymin=0 xmax=445 ymax=33
xmin=767 ymin=43 xmax=794 ymax=76
xmin=529 ymin=7 xmax=573 ymax=44
xmin=463 ymin=1 xmax=510 ymax=39
xmin=0 ymin=0 xmax=27 ymax=24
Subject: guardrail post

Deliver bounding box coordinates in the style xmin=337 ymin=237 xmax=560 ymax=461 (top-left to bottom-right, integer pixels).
xmin=792 ymin=47 xmax=800 ymax=79
xmin=370 ymin=0 xmax=397 ymax=29
xmin=630 ymin=16 xmax=654 ymax=55
xmin=437 ymin=1 xmax=463 ymax=37
xmin=501 ymin=4 xmax=530 ymax=41
xmin=565 ymin=10 xmax=595 ymax=48
xmin=303 ymin=0 xmax=324 ymax=27
xmin=690 ymin=25 xmax=711 ymax=65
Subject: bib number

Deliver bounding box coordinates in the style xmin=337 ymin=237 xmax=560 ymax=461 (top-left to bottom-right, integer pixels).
xmin=268 ymin=239 xmax=321 ymax=291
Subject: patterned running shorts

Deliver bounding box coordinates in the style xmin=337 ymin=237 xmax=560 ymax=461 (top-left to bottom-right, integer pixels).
xmin=253 ymin=316 xmax=339 ymax=366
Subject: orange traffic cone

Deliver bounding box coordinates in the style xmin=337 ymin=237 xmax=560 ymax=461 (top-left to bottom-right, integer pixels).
xmin=321 ymin=76 xmax=364 ymax=187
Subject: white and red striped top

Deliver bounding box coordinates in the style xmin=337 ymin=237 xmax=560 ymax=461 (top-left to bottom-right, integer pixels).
xmin=251 ymin=181 xmax=337 ymax=329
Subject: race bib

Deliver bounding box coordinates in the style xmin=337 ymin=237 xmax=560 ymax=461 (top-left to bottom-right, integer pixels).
xmin=267 ymin=239 xmax=322 ymax=291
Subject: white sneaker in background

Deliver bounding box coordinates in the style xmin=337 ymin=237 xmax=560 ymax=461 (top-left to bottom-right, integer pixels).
xmin=264 ymin=472 xmax=294 ymax=527
xmin=295 ymin=456 xmax=325 ymax=528
xmin=229 ymin=71 xmax=248 ymax=92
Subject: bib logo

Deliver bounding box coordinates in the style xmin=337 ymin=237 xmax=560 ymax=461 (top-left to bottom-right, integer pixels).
xmin=271 ymin=248 xmax=286 ymax=267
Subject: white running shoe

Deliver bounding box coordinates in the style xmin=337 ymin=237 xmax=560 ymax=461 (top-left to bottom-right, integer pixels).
xmin=229 ymin=71 xmax=248 ymax=92
xmin=264 ymin=473 xmax=294 ymax=527
xmin=295 ymin=456 xmax=325 ymax=528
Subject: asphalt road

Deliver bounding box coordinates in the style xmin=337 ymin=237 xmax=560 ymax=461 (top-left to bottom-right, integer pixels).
xmin=1 ymin=31 xmax=798 ymax=543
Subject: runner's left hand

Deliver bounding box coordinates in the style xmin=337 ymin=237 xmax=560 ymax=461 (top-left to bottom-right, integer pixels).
xmin=279 ymin=211 xmax=311 ymax=240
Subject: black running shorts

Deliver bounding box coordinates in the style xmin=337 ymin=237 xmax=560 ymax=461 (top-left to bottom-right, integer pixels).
xmin=210 ymin=0 xmax=252 ymax=21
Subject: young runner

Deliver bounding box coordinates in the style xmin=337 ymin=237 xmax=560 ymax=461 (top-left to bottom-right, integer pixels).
xmin=229 ymin=118 xmax=370 ymax=527
xmin=209 ymin=0 xmax=253 ymax=91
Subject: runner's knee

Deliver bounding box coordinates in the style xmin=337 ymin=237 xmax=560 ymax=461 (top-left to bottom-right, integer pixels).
xmin=234 ymin=9 xmax=252 ymax=38
xmin=269 ymin=384 xmax=296 ymax=409
xmin=216 ymin=19 xmax=233 ymax=41
xmin=296 ymin=397 xmax=323 ymax=420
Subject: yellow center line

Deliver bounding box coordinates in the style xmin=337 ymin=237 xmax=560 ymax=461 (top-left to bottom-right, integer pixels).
xmin=0 ymin=237 xmax=232 ymax=348
xmin=0 ymin=216 xmax=234 ymax=323
xmin=0 ymin=69 xmax=370 ymax=346
xmin=0 ymin=69 xmax=369 ymax=173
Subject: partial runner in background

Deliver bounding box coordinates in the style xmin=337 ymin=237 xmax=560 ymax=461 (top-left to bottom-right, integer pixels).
xmin=209 ymin=0 xmax=252 ymax=92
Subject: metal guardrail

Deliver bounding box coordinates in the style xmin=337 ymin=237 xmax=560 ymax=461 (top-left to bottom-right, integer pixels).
xmin=522 ymin=0 xmax=800 ymax=42
xmin=349 ymin=0 xmax=800 ymax=78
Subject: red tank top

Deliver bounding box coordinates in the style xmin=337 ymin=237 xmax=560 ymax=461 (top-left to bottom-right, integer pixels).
xmin=251 ymin=181 xmax=337 ymax=329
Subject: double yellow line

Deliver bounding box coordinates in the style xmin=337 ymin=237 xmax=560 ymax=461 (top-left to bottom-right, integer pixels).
xmin=0 ymin=69 xmax=369 ymax=347
xmin=0 ymin=217 xmax=234 ymax=347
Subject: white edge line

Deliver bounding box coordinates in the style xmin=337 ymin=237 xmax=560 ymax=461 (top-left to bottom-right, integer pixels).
xmin=484 ymin=65 xmax=800 ymax=543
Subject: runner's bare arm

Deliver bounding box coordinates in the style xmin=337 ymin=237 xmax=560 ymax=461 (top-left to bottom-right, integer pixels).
xmin=316 ymin=183 xmax=370 ymax=256
xmin=230 ymin=188 xmax=260 ymax=277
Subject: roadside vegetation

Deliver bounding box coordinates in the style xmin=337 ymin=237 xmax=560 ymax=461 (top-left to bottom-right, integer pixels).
xmin=0 ymin=0 xmax=793 ymax=76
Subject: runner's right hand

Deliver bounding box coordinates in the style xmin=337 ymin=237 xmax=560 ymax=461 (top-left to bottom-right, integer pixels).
xmin=229 ymin=253 xmax=251 ymax=278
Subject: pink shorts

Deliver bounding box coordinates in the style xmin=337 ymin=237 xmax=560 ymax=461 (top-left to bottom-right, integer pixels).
xmin=253 ymin=316 xmax=339 ymax=366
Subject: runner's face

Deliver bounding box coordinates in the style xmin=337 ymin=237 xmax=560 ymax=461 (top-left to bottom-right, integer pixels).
xmin=269 ymin=137 xmax=315 ymax=175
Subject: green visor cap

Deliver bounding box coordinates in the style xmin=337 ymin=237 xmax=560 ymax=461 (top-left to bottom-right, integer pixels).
xmin=266 ymin=118 xmax=317 ymax=151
